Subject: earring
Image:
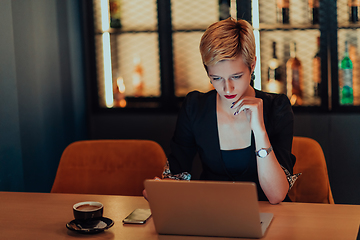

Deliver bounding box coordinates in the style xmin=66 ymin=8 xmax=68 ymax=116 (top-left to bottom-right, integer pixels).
xmin=251 ymin=72 xmax=255 ymax=81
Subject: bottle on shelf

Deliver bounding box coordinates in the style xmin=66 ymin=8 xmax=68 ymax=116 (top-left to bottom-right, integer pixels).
xmin=286 ymin=41 xmax=303 ymax=106
xmin=309 ymin=0 xmax=320 ymax=25
xmin=312 ymin=37 xmax=321 ymax=98
xmin=267 ymin=42 xmax=283 ymax=94
xmin=348 ymin=0 xmax=360 ymax=23
xmin=109 ymin=0 xmax=122 ymax=28
xmin=277 ymin=0 xmax=290 ymax=24
xmin=340 ymin=41 xmax=354 ymax=105
xmin=132 ymin=55 xmax=144 ymax=97
xmin=219 ymin=0 xmax=231 ymax=20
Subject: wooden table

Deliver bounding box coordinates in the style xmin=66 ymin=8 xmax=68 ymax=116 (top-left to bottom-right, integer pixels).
xmin=0 ymin=192 xmax=359 ymax=240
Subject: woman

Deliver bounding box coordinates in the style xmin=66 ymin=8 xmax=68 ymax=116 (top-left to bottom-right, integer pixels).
xmin=163 ymin=18 xmax=298 ymax=204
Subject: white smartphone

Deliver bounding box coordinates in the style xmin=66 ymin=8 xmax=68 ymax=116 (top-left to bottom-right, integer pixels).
xmin=122 ymin=208 xmax=152 ymax=224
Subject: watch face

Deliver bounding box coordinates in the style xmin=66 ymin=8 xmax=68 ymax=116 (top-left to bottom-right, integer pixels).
xmin=258 ymin=149 xmax=267 ymax=158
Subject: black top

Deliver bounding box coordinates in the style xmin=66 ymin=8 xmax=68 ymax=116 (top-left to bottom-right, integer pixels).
xmin=221 ymin=134 xmax=256 ymax=178
xmin=168 ymin=89 xmax=296 ymax=201
xmin=221 ymin=147 xmax=254 ymax=177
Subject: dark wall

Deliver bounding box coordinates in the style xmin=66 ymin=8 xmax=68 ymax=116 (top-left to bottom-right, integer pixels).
xmin=0 ymin=1 xmax=25 ymax=191
xmin=89 ymin=113 xmax=177 ymax=154
xmin=89 ymin=113 xmax=360 ymax=205
xmin=0 ymin=0 xmax=87 ymax=192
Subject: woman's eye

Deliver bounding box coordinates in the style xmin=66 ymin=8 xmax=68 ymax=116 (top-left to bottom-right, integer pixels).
xmin=232 ymin=75 xmax=242 ymax=80
xmin=212 ymin=77 xmax=221 ymax=81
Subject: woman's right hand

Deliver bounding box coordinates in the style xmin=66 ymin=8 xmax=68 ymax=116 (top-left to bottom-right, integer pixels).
xmin=232 ymin=96 xmax=266 ymax=135
xmin=142 ymin=177 xmax=161 ymax=201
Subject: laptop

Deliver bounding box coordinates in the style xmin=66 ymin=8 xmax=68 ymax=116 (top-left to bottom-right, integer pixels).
xmin=144 ymin=179 xmax=273 ymax=239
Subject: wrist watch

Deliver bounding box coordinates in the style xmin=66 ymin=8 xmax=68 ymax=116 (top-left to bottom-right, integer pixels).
xmin=255 ymin=146 xmax=273 ymax=158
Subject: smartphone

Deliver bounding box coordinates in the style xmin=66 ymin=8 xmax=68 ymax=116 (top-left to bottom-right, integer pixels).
xmin=122 ymin=208 xmax=152 ymax=224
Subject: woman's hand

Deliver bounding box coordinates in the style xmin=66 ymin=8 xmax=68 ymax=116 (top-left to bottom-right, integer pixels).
xmin=142 ymin=177 xmax=161 ymax=201
xmin=231 ymin=96 xmax=266 ymax=134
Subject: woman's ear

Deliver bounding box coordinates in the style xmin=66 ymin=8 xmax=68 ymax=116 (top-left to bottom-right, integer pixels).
xmin=250 ymin=56 xmax=257 ymax=73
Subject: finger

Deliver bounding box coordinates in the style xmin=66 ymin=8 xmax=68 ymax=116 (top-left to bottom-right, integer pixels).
xmin=230 ymin=101 xmax=238 ymax=109
xmin=234 ymin=106 xmax=250 ymax=115
xmin=142 ymin=189 xmax=148 ymax=201
xmin=231 ymin=98 xmax=246 ymax=109
xmin=238 ymin=104 xmax=252 ymax=113
xmin=234 ymin=106 xmax=250 ymax=116
xmin=233 ymin=103 xmax=247 ymax=115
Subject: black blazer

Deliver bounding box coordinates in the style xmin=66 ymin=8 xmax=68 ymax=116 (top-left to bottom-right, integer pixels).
xmin=168 ymin=89 xmax=296 ymax=200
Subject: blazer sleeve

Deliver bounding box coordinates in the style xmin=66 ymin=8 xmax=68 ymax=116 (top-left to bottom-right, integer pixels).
xmin=266 ymin=94 xmax=296 ymax=176
xmin=167 ymin=92 xmax=199 ymax=175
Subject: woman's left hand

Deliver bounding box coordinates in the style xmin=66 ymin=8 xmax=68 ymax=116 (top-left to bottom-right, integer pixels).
xmin=232 ymin=96 xmax=266 ymax=134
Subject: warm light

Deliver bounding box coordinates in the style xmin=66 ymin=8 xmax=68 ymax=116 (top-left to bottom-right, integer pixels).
xmin=114 ymin=77 xmax=127 ymax=108
xmin=119 ymin=99 xmax=127 ymax=108
xmin=267 ymin=79 xmax=282 ymax=93
xmin=102 ymin=32 xmax=114 ymax=108
xmin=100 ymin=0 xmax=110 ymax=31
xmin=290 ymin=95 xmax=297 ymax=106
xmin=132 ymin=56 xmax=142 ymax=87
xmin=269 ymin=58 xmax=279 ymax=70
xmin=132 ymin=55 xmax=144 ymax=97
xmin=117 ymin=77 xmax=126 ymax=93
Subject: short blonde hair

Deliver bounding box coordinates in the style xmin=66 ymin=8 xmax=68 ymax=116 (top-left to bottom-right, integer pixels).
xmin=200 ymin=18 xmax=256 ymax=70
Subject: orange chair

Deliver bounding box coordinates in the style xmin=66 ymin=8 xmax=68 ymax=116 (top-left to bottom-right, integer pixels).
xmin=51 ymin=140 xmax=167 ymax=196
xmin=288 ymin=136 xmax=334 ymax=204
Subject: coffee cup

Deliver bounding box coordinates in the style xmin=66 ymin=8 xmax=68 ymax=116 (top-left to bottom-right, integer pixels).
xmin=73 ymin=201 xmax=103 ymax=221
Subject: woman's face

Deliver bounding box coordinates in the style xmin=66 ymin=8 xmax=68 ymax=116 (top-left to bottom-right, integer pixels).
xmin=207 ymin=55 xmax=255 ymax=103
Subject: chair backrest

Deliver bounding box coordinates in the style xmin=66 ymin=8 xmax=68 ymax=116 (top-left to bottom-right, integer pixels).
xmin=51 ymin=140 xmax=167 ymax=196
xmin=288 ymin=136 xmax=334 ymax=204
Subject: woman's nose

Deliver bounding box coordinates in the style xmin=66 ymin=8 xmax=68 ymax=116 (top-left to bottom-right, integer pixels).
xmin=224 ymin=79 xmax=233 ymax=93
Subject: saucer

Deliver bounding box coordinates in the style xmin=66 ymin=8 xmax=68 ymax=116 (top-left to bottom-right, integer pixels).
xmin=66 ymin=217 xmax=114 ymax=234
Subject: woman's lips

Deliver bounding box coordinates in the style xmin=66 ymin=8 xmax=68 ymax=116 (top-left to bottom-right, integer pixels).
xmin=224 ymin=94 xmax=237 ymax=99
